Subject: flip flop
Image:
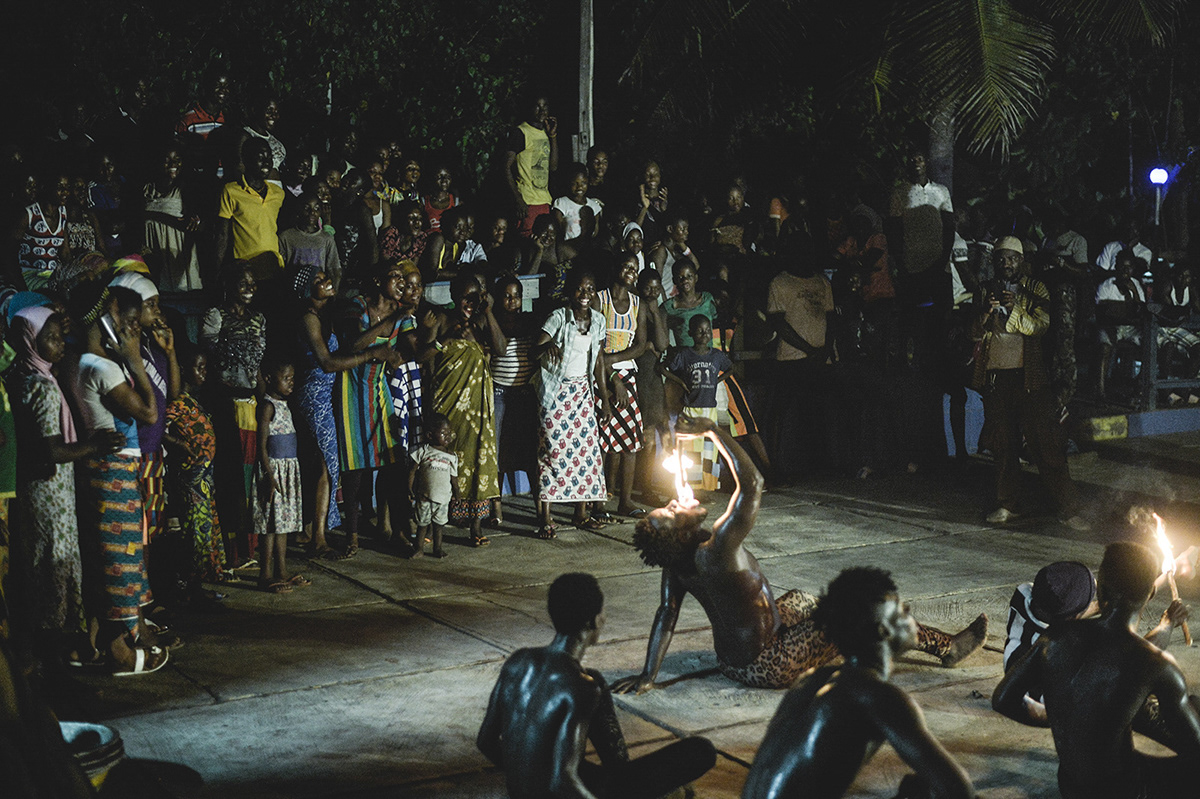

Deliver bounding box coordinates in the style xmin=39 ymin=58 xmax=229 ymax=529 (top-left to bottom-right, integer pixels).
xmin=575 ymin=517 xmax=606 ymax=532
xmin=469 ymin=534 xmax=491 ymax=547
xmin=484 ymin=516 xmax=502 ymax=529
xmin=262 ymin=581 xmax=294 ymax=594
xmin=287 ymin=574 xmax=313 ymax=587
xmin=592 ymin=511 xmax=618 ymax=524
xmin=620 ymin=507 xmax=647 ymax=519
xmin=337 ymin=544 xmax=359 ymax=560
xmin=537 ymin=524 xmax=558 ymax=540
xmin=112 ymin=646 xmax=169 ymax=677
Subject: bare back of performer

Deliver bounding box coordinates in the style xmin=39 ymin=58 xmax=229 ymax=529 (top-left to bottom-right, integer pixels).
xmin=743 ymin=568 xmax=975 ymax=799
xmin=994 ymin=542 xmax=1200 ymax=799
xmin=614 ymin=417 xmax=986 ymax=694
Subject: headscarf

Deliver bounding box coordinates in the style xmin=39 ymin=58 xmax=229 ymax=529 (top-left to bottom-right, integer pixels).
xmin=622 ymin=222 xmax=646 ymax=270
xmin=12 ymin=305 xmax=77 ymax=444
xmin=4 ymin=291 xmax=51 ymax=325
xmin=112 ymin=254 xmax=151 ymax=275
xmin=110 ymin=271 xmax=159 ymax=301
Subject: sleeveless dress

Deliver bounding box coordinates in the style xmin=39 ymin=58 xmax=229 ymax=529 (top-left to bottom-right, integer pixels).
xmin=255 ymin=395 xmax=303 ymax=535
xmin=596 ymin=289 xmax=643 ymax=453
xmin=18 ymin=203 xmax=68 ymax=287
xmin=299 ymin=328 xmax=342 ymax=529
xmin=335 ymin=297 xmax=402 ymax=471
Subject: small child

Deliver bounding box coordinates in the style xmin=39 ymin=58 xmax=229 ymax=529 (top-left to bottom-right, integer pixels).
xmin=407 ymin=413 xmax=460 ymax=559
xmin=662 ymin=314 xmax=734 ymax=490
xmin=254 ymin=359 xmax=309 ymax=592
xmin=164 ymin=348 xmax=226 ymax=599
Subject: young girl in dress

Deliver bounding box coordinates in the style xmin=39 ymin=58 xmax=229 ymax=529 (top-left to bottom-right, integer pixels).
xmin=255 ymin=359 xmax=309 ymax=593
xmin=164 ymin=348 xmax=225 ymax=599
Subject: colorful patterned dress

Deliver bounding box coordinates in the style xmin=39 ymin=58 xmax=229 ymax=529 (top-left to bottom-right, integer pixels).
xmin=165 ymin=391 xmax=225 ymax=581
xmin=298 ymin=330 xmax=342 ymax=529
xmin=201 ymin=306 xmax=266 ymax=556
xmin=255 ymin=395 xmax=303 ymax=535
xmin=431 ymin=338 xmax=499 ymax=519
xmin=335 ymin=297 xmax=402 ymax=472
xmin=535 ymin=307 xmax=607 ymax=503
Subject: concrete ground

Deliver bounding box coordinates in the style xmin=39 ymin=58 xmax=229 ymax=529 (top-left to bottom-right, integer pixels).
xmin=67 ymin=432 xmax=1200 ymax=798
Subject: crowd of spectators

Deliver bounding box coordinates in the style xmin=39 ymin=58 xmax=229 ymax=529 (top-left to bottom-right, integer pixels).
xmin=2 ymin=70 xmax=1199 ymax=679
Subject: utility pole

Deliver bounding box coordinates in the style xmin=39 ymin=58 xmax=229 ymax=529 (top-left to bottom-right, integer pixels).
xmin=574 ymin=0 xmax=594 ymax=163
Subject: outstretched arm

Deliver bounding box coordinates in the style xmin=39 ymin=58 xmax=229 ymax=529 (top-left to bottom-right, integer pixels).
xmin=612 ymin=570 xmax=685 ymax=694
xmin=676 ymin=414 xmax=762 ymax=553
xmin=878 ymin=685 xmax=975 ymax=799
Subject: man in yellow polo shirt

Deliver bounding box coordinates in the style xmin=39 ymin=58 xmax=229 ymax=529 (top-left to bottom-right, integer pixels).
xmin=215 ymin=138 xmax=284 ymax=279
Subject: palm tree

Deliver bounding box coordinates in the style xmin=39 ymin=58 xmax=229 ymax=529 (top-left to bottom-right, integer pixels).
xmin=619 ymin=0 xmax=1184 ymax=191
xmin=877 ymin=0 xmax=1183 ymax=189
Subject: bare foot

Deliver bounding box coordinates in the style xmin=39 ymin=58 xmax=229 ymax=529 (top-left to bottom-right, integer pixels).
xmin=942 ymin=613 xmax=988 ymax=667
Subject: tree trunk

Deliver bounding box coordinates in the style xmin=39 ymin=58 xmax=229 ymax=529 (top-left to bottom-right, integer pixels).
xmin=1166 ymin=97 xmax=1188 ymax=254
xmin=927 ymin=103 xmax=955 ymax=194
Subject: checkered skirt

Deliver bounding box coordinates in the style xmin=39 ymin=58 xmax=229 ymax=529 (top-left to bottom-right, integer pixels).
xmin=599 ymin=369 xmax=643 ymax=454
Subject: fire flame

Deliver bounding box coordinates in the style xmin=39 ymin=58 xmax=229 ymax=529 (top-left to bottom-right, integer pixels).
xmin=662 ymin=451 xmax=698 ymax=508
xmin=1154 ymin=513 xmax=1175 ymax=576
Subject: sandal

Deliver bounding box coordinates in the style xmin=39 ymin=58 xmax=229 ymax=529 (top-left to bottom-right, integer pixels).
xmin=592 ymin=511 xmax=618 ymax=524
xmin=262 ymin=580 xmax=294 ymax=594
xmin=484 ymin=515 xmax=502 ymax=529
xmin=337 ymin=544 xmax=359 ymax=560
xmin=469 ymin=534 xmax=491 ymax=547
xmin=575 ymin=517 xmax=606 ymax=532
xmin=287 ymin=574 xmax=313 ymax=587
xmin=112 ymin=646 xmax=169 ymax=677
xmin=66 ymin=647 xmax=107 ymax=671
xmin=537 ymin=524 xmax=558 ymax=540
xmin=619 ymin=507 xmax=647 ymax=519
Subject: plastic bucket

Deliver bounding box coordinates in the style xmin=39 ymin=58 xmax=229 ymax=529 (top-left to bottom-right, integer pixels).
xmin=60 ymin=721 xmax=125 ymax=789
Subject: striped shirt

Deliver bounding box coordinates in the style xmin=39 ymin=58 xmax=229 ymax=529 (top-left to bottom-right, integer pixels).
xmin=1003 ymin=582 xmax=1047 ymax=671
xmin=491 ymin=335 xmax=536 ymax=387
xmin=598 ymin=289 xmax=639 ymax=370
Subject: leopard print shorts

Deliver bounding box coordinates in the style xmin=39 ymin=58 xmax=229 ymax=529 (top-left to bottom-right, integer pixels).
xmin=717 ymin=589 xmax=955 ymax=689
xmin=717 ymin=589 xmax=839 ymax=689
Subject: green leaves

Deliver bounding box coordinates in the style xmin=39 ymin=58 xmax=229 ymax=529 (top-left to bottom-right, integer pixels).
xmin=880 ymin=1 xmax=1055 ymax=157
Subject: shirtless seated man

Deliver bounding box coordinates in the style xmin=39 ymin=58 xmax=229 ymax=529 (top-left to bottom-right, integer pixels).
xmin=1003 ymin=558 xmax=1189 ymax=735
xmin=993 ymin=542 xmax=1200 ymax=798
xmin=613 ymin=416 xmax=987 ymax=692
xmin=477 ymin=572 xmax=715 ymax=799
xmin=743 ymin=567 xmax=976 ymax=799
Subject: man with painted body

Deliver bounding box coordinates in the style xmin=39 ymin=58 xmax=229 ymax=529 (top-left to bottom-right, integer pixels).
xmin=742 ymin=567 xmax=975 ymax=799
xmin=477 ymin=572 xmax=715 ymax=799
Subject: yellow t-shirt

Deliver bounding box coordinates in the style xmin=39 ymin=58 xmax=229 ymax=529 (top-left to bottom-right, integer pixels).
xmin=218 ymin=178 xmax=285 ymax=271
xmin=516 ymin=122 xmax=552 ymax=206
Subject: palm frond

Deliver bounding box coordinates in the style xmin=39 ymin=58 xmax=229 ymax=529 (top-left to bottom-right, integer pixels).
xmin=885 ymin=0 xmax=1056 ymax=156
xmin=1037 ymin=0 xmax=1183 ymax=47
